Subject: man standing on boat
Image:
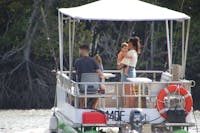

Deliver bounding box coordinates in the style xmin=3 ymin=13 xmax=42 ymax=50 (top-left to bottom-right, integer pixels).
xmin=74 ymin=44 xmax=104 ymax=108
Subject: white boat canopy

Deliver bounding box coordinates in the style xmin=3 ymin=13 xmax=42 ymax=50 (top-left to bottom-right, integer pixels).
xmin=58 ymin=0 xmax=191 ymax=79
xmin=59 ymin=0 xmax=190 ymax=21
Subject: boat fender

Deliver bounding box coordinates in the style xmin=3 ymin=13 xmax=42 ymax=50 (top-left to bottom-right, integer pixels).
xmin=49 ymin=115 xmax=58 ymax=131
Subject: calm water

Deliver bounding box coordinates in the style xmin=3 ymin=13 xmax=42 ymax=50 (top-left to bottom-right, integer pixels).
xmin=0 ymin=110 xmax=50 ymax=133
xmin=0 ymin=110 xmax=199 ymax=133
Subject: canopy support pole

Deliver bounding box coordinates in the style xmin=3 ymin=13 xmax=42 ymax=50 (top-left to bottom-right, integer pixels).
xmin=69 ymin=18 xmax=72 ymax=79
xmin=68 ymin=19 xmax=76 ymax=80
xmin=170 ymin=20 xmax=173 ymax=63
xmin=181 ymin=21 xmax=185 ymax=78
xmin=183 ymin=20 xmax=191 ymax=78
xmin=58 ymin=11 xmax=64 ymax=74
xmin=71 ymin=19 xmax=76 ymax=69
xmin=165 ymin=20 xmax=172 ymax=72
xmin=150 ymin=21 xmax=155 ymax=69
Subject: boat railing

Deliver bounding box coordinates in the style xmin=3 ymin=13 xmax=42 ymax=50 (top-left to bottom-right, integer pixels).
xmin=57 ymin=71 xmax=194 ymax=109
xmin=63 ymin=70 xmax=163 ymax=81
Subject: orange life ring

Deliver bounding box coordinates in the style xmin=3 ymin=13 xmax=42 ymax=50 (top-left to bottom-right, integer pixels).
xmin=156 ymin=84 xmax=193 ymax=119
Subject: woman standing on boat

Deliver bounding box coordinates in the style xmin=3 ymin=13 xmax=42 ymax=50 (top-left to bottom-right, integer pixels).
xmin=94 ymin=54 xmax=104 ymax=72
xmin=118 ymin=36 xmax=141 ymax=107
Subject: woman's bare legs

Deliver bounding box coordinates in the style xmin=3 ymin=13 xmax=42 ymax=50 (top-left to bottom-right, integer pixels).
xmin=124 ymin=84 xmax=136 ymax=108
xmin=124 ymin=84 xmax=130 ymax=108
xmin=130 ymin=84 xmax=136 ymax=108
xmin=124 ymin=66 xmax=129 ymax=77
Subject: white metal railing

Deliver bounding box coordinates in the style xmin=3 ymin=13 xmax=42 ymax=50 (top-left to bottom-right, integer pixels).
xmin=57 ymin=72 xmax=194 ymax=109
xmin=63 ymin=70 xmax=163 ymax=74
xmin=63 ymin=70 xmax=163 ymax=81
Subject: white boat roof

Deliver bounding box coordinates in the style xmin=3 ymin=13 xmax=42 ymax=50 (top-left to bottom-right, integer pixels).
xmin=59 ymin=0 xmax=190 ymax=21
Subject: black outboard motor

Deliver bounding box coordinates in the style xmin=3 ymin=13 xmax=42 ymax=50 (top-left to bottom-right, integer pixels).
xmin=167 ymin=107 xmax=186 ymax=123
xmin=166 ymin=98 xmax=187 ymax=123
xmin=129 ymin=110 xmax=145 ymax=133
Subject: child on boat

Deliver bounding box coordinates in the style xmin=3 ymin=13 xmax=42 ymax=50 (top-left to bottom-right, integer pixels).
xmin=117 ymin=42 xmax=131 ymax=76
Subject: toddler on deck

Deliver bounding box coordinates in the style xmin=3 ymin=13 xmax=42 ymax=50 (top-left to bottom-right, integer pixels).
xmin=117 ymin=42 xmax=131 ymax=76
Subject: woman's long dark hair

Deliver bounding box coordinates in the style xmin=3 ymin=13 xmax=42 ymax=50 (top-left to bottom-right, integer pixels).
xmin=128 ymin=36 xmax=141 ymax=54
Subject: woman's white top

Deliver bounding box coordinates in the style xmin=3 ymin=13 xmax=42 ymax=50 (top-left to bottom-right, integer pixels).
xmin=121 ymin=49 xmax=138 ymax=67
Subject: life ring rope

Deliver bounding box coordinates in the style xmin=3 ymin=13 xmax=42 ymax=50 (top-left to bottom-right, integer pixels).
xmin=157 ymin=99 xmax=165 ymax=103
xmin=164 ymin=87 xmax=169 ymax=94
xmin=159 ymin=108 xmax=168 ymax=114
xmin=183 ymin=93 xmax=191 ymax=98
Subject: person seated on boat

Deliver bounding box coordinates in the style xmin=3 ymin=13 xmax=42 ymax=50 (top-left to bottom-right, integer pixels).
xmin=74 ymin=45 xmax=104 ymax=108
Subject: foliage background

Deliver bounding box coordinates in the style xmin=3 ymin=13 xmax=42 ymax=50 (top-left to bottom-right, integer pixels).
xmin=0 ymin=0 xmax=199 ymax=109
